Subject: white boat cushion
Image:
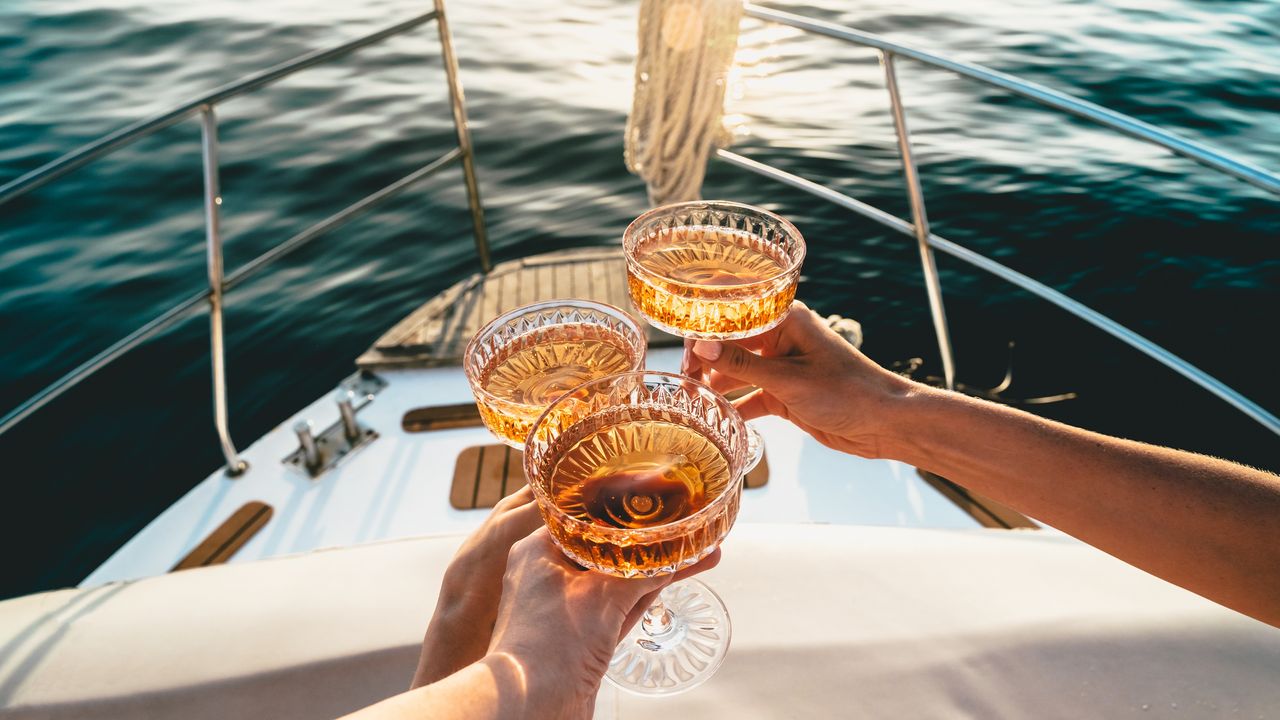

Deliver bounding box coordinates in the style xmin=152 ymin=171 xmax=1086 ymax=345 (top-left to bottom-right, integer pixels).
xmin=1 ymin=524 xmax=1277 ymax=718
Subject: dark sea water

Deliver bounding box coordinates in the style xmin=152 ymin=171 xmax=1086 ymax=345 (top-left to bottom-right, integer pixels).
xmin=1 ymin=0 xmax=1276 ymax=599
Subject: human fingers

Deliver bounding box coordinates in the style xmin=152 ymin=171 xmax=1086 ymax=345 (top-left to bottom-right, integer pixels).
xmin=778 ymin=302 xmax=866 ymax=358
xmin=496 ymin=486 xmax=540 ymax=528
xmin=494 ymin=484 xmax=534 ymax=512
xmin=417 ymin=491 xmax=542 ymax=689
xmin=691 ymin=337 xmax=798 ymax=391
xmin=451 ymin=486 xmax=538 ymax=564
xmin=476 ymin=487 xmax=541 ymax=551
xmin=701 ymin=367 xmax=754 ymax=398
xmin=686 ymin=300 xmax=821 ymax=383
xmin=616 ymin=578 xmax=675 ymax=644
xmin=509 ymin=528 xmax=614 ymax=583
xmin=509 ymin=526 xmax=558 ymax=561
xmin=673 ymin=547 xmax=722 ymax=581
xmin=684 ymin=316 xmax=789 ymax=379
xmin=731 ymin=388 xmax=786 ymax=421
xmin=681 ymin=337 xmax=701 ymax=379
xmin=509 ymin=532 xmax=720 ymax=604
xmin=694 ymin=299 xmax=865 ymax=387
xmin=499 ymin=498 xmax=544 ymax=541
xmin=615 ymin=549 xmax=724 ymax=641
xmin=621 ymin=547 xmax=722 ymax=605
xmin=732 ymin=322 xmax=788 ymax=355
xmin=737 ymin=300 xmax=813 ymax=357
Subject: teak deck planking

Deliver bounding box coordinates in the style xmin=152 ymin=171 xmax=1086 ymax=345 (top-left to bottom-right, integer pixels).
xmin=358 ymin=246 xmax=676 ymax=370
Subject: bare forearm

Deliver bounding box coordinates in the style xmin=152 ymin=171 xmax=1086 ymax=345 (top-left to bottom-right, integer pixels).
xmin=883 ymin=384 xmax=1280 ymax=626
xmin=351 ymin=653 xmax=583 ymax=720
xmin=411 ymin=586 xmax=492 ymax=688
xmin=347 ymin=657 xmax=507 ymax=720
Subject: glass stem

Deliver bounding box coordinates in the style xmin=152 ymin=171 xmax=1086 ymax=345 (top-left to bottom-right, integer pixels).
xmin=642 ymin=597 xmax=674 ymax=638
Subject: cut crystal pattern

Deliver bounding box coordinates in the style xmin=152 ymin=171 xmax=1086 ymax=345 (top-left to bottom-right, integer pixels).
xmin=622 ymin=201 xmax=805 ymax=340
xmin=464 ymin=300 xmax=646 ymax=448
xmin=524 ymin=371 xmax=748 ymax=578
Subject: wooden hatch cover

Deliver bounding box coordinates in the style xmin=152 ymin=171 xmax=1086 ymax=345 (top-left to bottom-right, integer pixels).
xmin=171 ymin=501 xmax=274 ymax=571
xmin=402 ymin=403 xmax=483 ymax=433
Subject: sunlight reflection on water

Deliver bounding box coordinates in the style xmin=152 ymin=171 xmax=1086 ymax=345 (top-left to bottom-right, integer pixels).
xmin=0 ymin=0 xmax=1276 ymax=596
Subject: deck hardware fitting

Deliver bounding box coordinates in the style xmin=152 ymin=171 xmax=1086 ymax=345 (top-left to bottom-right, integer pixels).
xmin=294 ymin=421 xmax=321 ymax=470
xmin=283 ymin=372 xmax=386 ymax=478
xmin=337 ymin=390 xmax=361 ymax=442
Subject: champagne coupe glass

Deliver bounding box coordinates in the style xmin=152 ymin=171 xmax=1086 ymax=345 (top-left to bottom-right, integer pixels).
xmin=464 ymin=300 xmax=647 ymax=450
xmin=624 ymin=200 xmax=805 ymax=462
xmin=623 ymin=200 xmax=806 ymax=341
xmin=524 ymin=371 xmax=761 ymax=695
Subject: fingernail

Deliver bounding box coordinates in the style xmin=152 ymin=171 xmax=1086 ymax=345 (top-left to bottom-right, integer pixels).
xmin=692 ymin=340 xmax=722 ymax=361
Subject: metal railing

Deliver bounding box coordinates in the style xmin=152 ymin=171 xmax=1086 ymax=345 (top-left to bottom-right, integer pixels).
xmin=728 ymin=3 xmax=1280 ymax=436
xmin=0 ymin=3 xmax=491 ymax=472
xmin=3 ymin=1 xmax=1278 ymax=474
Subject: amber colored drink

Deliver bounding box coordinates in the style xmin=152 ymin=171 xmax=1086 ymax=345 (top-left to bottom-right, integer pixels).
xmin=627 ymin=226 xmax=798 ymax=339
xmin=545 ymin=419 xmax=738 ymax=576
xmin=476 ymin=333 xmax=638 ymax=447
xmin=522 ymin=370 xmax=750 ymax=693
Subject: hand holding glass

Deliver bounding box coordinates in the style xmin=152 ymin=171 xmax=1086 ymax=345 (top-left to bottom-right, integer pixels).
xmin=524 ymin=371 xmax=757 ymax=694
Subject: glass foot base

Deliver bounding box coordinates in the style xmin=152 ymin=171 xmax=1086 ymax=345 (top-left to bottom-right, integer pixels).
xmin=605 ymin=579 xmax=732 ymax=696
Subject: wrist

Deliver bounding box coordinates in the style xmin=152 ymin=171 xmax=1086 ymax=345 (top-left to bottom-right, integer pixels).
xmin=430 ymin=577 xmax=484 ymax=631
xmin=870 ymin=376 xmax=943 ymax=463
xmin=437 ymin=557 xmax=506 ymax=618
xmin=415 ymin=578 xmax=498 ymax=687
xmin=481 ymin=649 xmax=596 ymax=716
xmin=425 ymin=588 xmax=483 ymax=635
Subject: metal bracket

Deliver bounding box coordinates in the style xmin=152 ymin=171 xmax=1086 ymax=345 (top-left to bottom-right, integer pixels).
xmin=341 ymin=370 xmax=388 ymax=409
xmin=284 ymin=371 xmax=388 ymax=478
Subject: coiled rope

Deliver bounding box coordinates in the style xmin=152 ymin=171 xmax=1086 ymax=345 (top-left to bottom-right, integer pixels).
xmin=625 ymin=0 xmax=744 ymax=206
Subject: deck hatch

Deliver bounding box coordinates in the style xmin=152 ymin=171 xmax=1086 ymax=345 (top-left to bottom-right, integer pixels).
xmin=171 ymin=501 xmax=274 ymax=571
xmin=402 ymin=403 xmax=483 ymax=432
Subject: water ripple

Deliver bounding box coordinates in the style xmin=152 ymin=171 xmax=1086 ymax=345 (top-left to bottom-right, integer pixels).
xmin=0 ymin=0 xmax=1276 ymax=598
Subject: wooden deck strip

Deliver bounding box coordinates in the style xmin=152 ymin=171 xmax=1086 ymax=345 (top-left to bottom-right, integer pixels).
xmin=602 ymin=257 xmax=625 ymax=308
xmin=474 ymin=445 xmax=511 ymax=508
xmin=534 ymin=262 xmax=556 ymax=301
xmin=451 ymin=446 xmax=484 ymax=510
xmin=401 ymin=403 xmax=483 ymax=433
xmin=569 ymin=258 xmax=592 ymax=299
xmin=478 ymin=267 xmax=506 ymax=329
xmin=358 ymin=246 xmax=679 ymax=370
xmin=498 ymin=265 xmax=524 ymax=313
xmin=171 ymin=502 xmax=274 ymax=571
xmin=448 ymin=286 xmax=487 ymax=357
xmin=393 ymin=273 xmax=481 ymax=350
xmin=588 ymin=258 xmax=613 ymax=306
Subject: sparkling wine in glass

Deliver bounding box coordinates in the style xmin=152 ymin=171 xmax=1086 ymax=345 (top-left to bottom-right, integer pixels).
xmin=525 ymin=371 xmax=760 ymax=694
xmin=464 ymin=300 xmax=647 ymax=449
xmin=624 ymin=200 xmax=806 ymax=340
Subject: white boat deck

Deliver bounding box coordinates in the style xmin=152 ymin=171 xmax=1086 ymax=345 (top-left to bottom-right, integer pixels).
xmin=12 ymin=525 xmax=1279 ymax=718
xmin=84 ymin=347 xmax=981 ymax=588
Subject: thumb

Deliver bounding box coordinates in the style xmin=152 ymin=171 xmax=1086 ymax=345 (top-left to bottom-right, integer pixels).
xmin=691 ymin=339 xmax=784 ymax=387
xmin=616 ymin=548 xmax=722 ymax=641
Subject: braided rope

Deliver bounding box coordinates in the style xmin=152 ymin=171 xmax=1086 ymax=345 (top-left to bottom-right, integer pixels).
xmin=625 ymin=0 xmax=744 ymax=206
